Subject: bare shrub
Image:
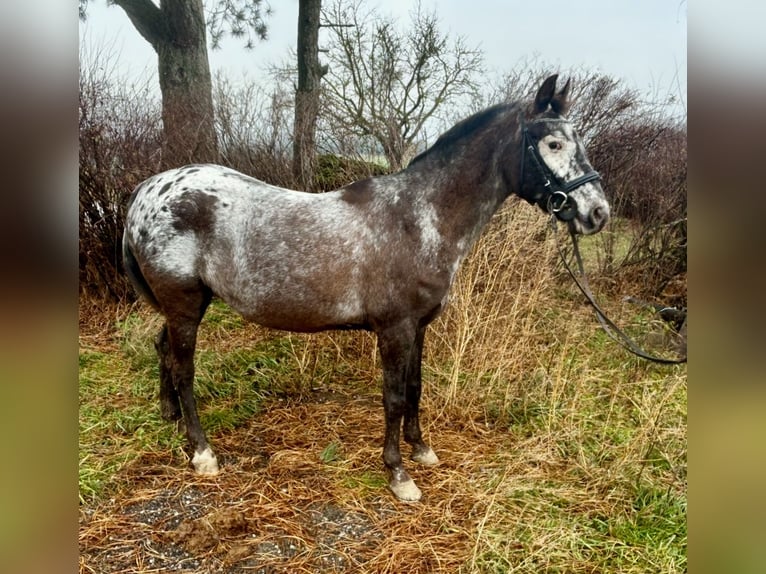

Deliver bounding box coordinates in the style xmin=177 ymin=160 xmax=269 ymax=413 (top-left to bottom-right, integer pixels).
xmin=590 ymin=119 xmax=687 ymax=303
xmin=213 ymin=75 xmax=296 ymax=188
xmin=486 ymin=63 xmax=637 ymax=134
xmin=79 ymin=45 xmax=162 ymax=303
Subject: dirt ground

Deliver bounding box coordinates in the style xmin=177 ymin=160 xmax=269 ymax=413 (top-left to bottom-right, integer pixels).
xmin=79 ymin=392 xmax=509 ymax=573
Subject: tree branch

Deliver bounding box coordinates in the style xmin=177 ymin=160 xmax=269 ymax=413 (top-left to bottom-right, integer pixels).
xmin=110 ymin=0 xmax=167 ymax=48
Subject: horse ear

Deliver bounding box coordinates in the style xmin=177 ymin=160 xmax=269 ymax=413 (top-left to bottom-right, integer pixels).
xmin=533 ymin=74 xmax=558 ymax=114
xmin=551 ymin=78 xmax=571 ymax=115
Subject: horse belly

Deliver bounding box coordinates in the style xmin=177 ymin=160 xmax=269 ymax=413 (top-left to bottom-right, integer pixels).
xmin=210 ymin=272 xmax=367 ymax=333
xmin=239 ymin=297 xmax=365 ymax=333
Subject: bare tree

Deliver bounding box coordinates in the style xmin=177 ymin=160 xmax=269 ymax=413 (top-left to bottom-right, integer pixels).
xmin=80 ymin=0 xmax=270 ymax=168
xmin=321 ymin=0 xmax=483 ymax=171
xmin=293 ymin=0 xmax=327 ymax=190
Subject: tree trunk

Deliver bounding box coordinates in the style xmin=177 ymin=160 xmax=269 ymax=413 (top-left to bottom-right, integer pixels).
xmin=112 ymin=0 xmax=218 ymax=168
xmin=293 ymin=0 xmax=325 ymax=190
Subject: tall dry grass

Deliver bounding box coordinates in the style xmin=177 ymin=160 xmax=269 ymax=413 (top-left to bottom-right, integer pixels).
xmin=427 ymin=200 xmax=558 ymax=412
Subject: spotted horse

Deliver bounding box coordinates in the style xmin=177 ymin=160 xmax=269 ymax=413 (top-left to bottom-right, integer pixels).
xmin=123 ymin=75 xmax=609 ymax=502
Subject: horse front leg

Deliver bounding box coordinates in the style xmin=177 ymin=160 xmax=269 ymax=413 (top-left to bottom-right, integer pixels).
xmin=404 ymin=326 xmax=440 ymax=467
xmin=378 ymin=321 xmax=422 ymax=502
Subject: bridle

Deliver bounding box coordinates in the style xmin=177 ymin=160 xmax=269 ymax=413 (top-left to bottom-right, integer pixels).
xmin=520 ymin=117 xmax=687 ymax=364
xmin=520 ymin=119 xmax=602 ymax=221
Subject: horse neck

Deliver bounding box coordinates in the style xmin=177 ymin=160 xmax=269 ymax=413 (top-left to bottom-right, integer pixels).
xmin=400 ymin=124 xmax=519 ymax=256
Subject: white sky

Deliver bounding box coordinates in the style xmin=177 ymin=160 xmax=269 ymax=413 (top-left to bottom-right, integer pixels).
xmin=79 ymin=0 xmax=687 ymax=112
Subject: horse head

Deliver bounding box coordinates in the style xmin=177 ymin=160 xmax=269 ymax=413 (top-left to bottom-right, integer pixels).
xmin=516 ymin=74 xmax=610 ymax=235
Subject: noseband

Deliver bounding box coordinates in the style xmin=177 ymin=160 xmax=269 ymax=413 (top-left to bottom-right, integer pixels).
xmin=520 ymin=121 xmax=601 ymax=220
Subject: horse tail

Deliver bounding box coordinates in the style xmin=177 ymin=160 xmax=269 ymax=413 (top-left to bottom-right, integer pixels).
xmin=122 ymin=230 xmax=161 ymax=311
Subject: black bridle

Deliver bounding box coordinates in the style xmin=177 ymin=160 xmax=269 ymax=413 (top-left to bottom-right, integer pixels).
xmin=520 ymin=122 xmax=602 ymax=221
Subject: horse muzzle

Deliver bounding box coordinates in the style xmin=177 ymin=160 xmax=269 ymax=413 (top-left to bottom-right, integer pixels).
xmin=553 ymin=173 xmax=609 ymax=235
xmin=567 ymin=200 xmax=610 ymax=235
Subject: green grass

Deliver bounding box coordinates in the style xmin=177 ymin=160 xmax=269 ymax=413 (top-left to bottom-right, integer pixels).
xmin=461 ymin=361 xmax=685 ymax=572
xmin=340 ymin=471 xmax=388 ymax=493
xmin=468 ymin=476 xmax=685 ymax=573
xmin=78 ymin=304 xmax=307 ymax=503
xmin=319 ymin=440 xmax=344 ymax=464
xmin=79 ymin=348 xmax=183 ymax=502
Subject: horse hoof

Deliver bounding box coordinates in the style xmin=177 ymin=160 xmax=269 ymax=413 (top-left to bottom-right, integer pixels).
xmin=411 ymin=446 xmax=440 ymax=466
xmin=192 ymin=447 xmax=220 ymax=475
xmin=390 ymin=478 xmax=422 ymax=502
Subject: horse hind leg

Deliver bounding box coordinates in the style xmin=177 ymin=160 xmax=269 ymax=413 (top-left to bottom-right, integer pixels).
xmin=158 ymin=284 xmax=218 ymax=475
xmin=404 ymin=326 xmax=440 ymax=467
xmin=168 ymin=320 xmax=219 ymax=474
xmin=155 ymin=324 xmax=181 ymax=423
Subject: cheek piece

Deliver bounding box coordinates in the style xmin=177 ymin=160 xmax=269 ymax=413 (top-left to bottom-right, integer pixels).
xmin=519 ymin=125 xmax=601 ymax=222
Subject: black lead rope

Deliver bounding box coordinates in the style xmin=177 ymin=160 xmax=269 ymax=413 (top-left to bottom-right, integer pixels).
xmin=550 ymin=216 xmax=687 ymax=365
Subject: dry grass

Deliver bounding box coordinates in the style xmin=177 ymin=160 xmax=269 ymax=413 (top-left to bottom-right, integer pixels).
xmin=80 ymin=398 xmax=507 ymax=572
xmin=428 ymin=201 xmax=560 ymax=412
xmin=79 ymin=202 xmax=686 ymax=572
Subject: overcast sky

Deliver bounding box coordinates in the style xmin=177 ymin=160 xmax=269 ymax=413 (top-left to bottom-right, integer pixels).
xmin=79 ymin=0 xmax=687 ymax=113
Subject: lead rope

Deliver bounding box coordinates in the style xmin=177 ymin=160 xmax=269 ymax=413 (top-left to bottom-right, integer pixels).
xmin=550 ymin=215 xmax=687 ymax=364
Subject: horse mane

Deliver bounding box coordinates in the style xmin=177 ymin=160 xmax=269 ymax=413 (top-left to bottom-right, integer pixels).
xmin=408 ymin=102 xmax=518 ymax=167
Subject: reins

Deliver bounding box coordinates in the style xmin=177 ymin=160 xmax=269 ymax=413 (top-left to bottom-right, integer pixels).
xmin=549 ymin=215 xmax=687 ymax=364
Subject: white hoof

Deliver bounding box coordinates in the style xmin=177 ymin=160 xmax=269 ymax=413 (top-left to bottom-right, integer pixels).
xmin=390 ymin=478 xmax=422 ymax=502
xmin=192 ymin=447 xmax=220 ymax=475
xmin=411 ymin=446 xmax=440 ymax=466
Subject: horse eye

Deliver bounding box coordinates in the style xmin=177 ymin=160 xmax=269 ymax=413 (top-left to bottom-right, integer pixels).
xmin=548 ymin=141 xmax=563 ymax=151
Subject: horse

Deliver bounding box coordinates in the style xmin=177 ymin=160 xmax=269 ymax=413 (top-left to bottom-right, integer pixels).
xmin=122 ymin=74 xmax=609 ymax=502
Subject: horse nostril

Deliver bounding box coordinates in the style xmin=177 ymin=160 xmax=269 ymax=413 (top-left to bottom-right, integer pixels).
xmin=591 ymin=206 xmax=608 ymax=229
